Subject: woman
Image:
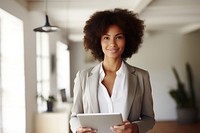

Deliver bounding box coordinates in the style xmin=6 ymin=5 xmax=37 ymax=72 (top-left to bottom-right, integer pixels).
xmin=70 ymin=8 xmax=155 ymax=133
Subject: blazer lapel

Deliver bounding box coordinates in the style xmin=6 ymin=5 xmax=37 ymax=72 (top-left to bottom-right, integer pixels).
xmin=125 ymin=63 xmax=138 ymax=117
xmin=88 ymin=64 xmax=101 ymax=113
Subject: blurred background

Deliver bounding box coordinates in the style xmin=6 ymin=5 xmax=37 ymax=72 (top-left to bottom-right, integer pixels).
xmin=0 ymin=0 xmax=200 ymax=133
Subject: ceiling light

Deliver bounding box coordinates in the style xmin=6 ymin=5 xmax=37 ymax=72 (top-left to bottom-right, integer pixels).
xmin=33 ymin=0 xmax=59 ymax=32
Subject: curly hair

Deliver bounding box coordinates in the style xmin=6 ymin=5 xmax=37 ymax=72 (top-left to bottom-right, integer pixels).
xmin=83 ymin=8 xmax=145 ymax=61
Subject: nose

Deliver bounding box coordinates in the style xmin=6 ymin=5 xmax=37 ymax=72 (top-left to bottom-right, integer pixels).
xmin=110 ymin=38 xmax=116 ymax=46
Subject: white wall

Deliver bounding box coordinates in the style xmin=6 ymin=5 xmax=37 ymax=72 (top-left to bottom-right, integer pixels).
xmin=70 ymin=30 xmax=200 ymax=121
xmin=0 ymin=0 xmax=66 ymax=132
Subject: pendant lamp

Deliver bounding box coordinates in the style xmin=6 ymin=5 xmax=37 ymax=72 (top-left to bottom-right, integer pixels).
xmin=33 ymin=0 xmax=59 ymax=32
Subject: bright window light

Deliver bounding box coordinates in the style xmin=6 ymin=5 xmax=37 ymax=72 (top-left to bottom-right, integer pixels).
xmin=56 ymin=41 xmax=70 ymax=97
xmin=0 ymin=8 xmax=25 ymax=133
xmin=36 ymin=32 xmax=50 ymax=112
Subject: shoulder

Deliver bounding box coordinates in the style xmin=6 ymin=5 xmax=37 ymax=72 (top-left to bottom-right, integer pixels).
xmin=124 ymin=61 xmax=149 ymax=75
xmin=78 ymin=67 xmax=93 ymax=75
xmin=76 ymin=63 xmax=101 ymax=77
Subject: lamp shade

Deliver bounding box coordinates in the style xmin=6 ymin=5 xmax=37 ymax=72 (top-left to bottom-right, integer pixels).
xmin=33 ymin=15 xmax=59 ymax=32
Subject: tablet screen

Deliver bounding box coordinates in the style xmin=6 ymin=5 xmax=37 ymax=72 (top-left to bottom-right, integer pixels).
xmin=77 ymin=113 xmax=123 ymax=133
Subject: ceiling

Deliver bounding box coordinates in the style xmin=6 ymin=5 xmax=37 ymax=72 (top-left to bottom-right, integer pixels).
xmin=19 ymin=0 xmax=200 ymax=41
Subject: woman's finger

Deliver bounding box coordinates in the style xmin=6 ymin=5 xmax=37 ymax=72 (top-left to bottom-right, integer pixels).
xmin=77 ymin=127 xmax=97 ymax=133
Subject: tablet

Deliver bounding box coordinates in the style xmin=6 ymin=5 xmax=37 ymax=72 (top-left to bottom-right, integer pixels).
xmin=77 ymin=113 xmax=123 ymax=133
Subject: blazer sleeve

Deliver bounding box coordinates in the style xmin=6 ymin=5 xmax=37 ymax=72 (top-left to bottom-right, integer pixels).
xmin=69 ymin=71 xmax=83 ymax=133
xmin=133 ymin=70 xmax=155 ymax=133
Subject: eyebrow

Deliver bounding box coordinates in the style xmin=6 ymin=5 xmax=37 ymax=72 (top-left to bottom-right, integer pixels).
xmin=102 ymin=33 xmax=124 ymax=36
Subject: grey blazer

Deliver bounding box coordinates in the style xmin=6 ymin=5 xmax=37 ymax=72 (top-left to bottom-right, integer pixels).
xmin=70 ymin=62 xmax=155 ymax=133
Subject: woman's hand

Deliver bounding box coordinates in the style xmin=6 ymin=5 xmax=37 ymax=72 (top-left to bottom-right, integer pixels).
xmin=76 ymin=127 xmax=97 ymax=133
xmin=110 ymin=121 xmax=138 ymax=133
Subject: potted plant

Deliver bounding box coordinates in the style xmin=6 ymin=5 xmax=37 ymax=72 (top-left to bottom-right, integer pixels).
xmin=169 ymin=63 xmax=198 ymax=124
xmin=37 ymin=94 xmax=57 ymax=112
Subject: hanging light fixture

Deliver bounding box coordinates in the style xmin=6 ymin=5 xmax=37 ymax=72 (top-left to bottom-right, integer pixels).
xmin=33 ymin=0 xmax=59 ymax=32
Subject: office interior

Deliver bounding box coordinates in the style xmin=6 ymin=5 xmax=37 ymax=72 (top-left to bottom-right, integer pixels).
xmin=0 ymin=0 xmax=200 ymax=133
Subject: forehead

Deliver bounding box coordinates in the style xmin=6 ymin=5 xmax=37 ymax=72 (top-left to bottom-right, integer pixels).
xmin=104 ymin=25 xmax=123 ymax=34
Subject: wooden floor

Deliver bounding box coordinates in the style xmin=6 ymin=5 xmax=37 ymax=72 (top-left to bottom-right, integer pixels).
xmin=147 ymin=121 xmax=200 ymax=133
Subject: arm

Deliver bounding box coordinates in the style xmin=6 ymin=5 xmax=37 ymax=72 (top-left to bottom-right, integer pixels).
xmin=70 ymin=71 xmax=83 ymax=133
xmin=70 ymin=70 xmax=98 ymax=133
xmin=134 ymin=71 xmax=155 ymax=133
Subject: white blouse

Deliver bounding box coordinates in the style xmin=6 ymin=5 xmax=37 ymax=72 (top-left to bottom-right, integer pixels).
xmin=98 ymin=61 xmax=128 ymax=120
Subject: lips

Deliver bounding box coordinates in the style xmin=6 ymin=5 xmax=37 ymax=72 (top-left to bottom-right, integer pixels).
xmin=107 ymin=47 xmax=118 ymax=53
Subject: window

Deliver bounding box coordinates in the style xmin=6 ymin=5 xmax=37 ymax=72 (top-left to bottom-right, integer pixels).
xmin=36 ymin=32 xmax=50 ymax=112
xmin=56 ymin=42 xmax=70 ymax=97
xmin=0 ymin=8 xmax=25 ymax=133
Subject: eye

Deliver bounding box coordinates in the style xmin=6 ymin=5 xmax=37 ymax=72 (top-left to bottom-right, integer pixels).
xmin=102 ymin=36 xmax=110 ymax=40
xmin=116 ymin=34 xmax=125 ymax=40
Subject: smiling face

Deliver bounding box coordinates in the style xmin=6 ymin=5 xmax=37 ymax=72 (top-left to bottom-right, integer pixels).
xmin=101 ymin=25 xmax=126 ymax=60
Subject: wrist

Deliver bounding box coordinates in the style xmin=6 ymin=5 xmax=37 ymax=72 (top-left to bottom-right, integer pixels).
xmin=131 ymin=123 xmax=139 ymax=133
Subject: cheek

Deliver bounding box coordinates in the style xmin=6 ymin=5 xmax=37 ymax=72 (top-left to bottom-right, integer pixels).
xmin=119 ymin=41 xmax=126 ymax=50
xmin=100 ymin=39 xmax=105 ymax=46
xmin=101 ymin=41 xmax=108 ymax=49
xmin=100 ymin=43 xmax=106 ymax=53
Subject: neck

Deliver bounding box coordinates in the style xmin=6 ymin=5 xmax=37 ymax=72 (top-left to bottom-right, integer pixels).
xmin=102 ymin=58 xmax=122 ymax=72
